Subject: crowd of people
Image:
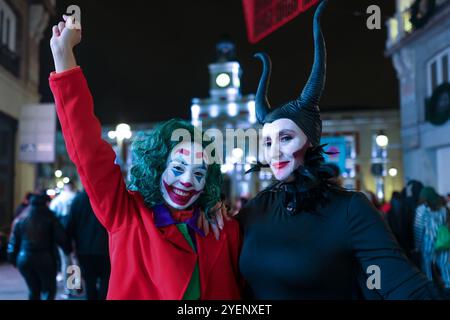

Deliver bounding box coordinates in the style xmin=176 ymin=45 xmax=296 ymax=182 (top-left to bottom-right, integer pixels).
xmin=6 ymin=185 xmax=110 ymax=300
xmin=363 ymin=181 xmax=450 ymax=295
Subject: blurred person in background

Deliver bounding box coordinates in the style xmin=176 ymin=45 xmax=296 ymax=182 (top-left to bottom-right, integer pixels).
xmin=386 ymin=191 xmax=403 ymax=236
xmin=398 ymin=180 xmax=425 ymax=266
xmin=49 ymin=181 xmax=78 ymax=298
xmin=14 ymin=192 xmax=33 ymax=219
xmin=380 ymin=192 xmax=399 ymax=215
xmin=50 ymin=181 xmax=77 ymax=226
xmin=7 ymin=193 xmax=71 ymax=300
xmin=66 ymin=190 xmax=110 ymax=300
xmin=414 ymin=187 xmax=450 ymax=291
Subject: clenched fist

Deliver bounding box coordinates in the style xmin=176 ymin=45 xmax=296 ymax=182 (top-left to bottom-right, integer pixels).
xmin=50 ymin=15 xmax=81 ymax=73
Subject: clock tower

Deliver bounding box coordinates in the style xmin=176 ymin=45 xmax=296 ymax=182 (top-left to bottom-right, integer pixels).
xmin=208 ymin=38 xmax=242 ymax=101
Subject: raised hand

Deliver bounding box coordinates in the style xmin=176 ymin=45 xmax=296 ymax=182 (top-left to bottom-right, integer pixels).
xmin=50 ymin=15 xmax=82 ymax=73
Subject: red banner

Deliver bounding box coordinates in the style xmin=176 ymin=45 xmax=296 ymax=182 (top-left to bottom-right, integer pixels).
xmin=242 ymin=0 xmax=319 ymax=44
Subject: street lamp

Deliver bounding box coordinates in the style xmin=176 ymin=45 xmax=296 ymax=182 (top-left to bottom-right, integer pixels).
xmin=388 ymin=168 xmax=398 ymax=177
xmin=373 ymin=131 xmax=389 ymax=203
xmin=108 ymin=123 xmax=132 ymax=174
xmin=376 ymin=132 xmax=389 ymax=148
xmin=116 ymin=124 xmax=132 ymax=140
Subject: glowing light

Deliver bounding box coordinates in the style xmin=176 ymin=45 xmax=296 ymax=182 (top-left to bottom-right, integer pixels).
xmin=55 ymin=170 xmax=62 ymax=178
xmin=46 ymin=189 xmax=56 ymax=197
xmin=216 ymin=73 xmax=231 ymax=88
xmin=248 ymin=101 xmax=256 ymax=123
xmin=221 ymin=163 xmax=234 ymax=173
xmin=191 ymin=104 xmax=201 ymax=120
xmin=377 ymin=191 xmax=384 ymax=200
xmin=403 ymin=11 xmax=412 ymax=33
xmin=63 ymin=177 xmax=70 ymax=184
xmin=232 ymin=148 xmax=244 ymax=160
xmin=116 ymin=123 xmax=132 ymax=140
xmin=246 ymin=156 xmax=257 ymax=164
xmin=210 ymin=105 xmax=219 ymax=118
xmin=57 ymin=181 xmax=65 ymax=189
xmin=389 ymin=19 xmax=398 ymax=41
xmin=108 ymin=131 xmax=116 ymax=139
xmin=389 ymin=168 xmax=398 ymax=177
xmin=227 ymin=103 xmax=238 ymax=117
xmin=376 ymin=134 xmax=389 ymax=148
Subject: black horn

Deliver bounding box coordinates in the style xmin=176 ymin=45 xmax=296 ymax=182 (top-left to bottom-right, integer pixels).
xmin=298 ymin=0 xmax=327 ymax=108
xmin=254 ymin=52 xmax=272 ymax=123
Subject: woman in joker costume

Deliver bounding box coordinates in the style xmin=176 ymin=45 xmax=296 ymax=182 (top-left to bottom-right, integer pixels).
xmin=237 ymin=1 xmax=442 ymax=299
xmin=49 ymin=16 xmax=241 ymax=300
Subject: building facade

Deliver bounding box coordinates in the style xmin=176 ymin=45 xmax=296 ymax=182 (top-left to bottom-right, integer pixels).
xmin=0 ymin=0 xmax=55 ymax=230
xmin=386 ymin=0 xmax=450 ymax=196
xmin=322 ymin=109 xmax=403 ymax=201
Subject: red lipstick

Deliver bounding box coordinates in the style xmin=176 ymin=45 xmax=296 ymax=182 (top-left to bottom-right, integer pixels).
xmin=272 ymin=161 xmax=290 ymax=170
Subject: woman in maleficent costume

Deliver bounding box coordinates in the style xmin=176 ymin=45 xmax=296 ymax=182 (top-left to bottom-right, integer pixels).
xmin=236 ymin=0 xmax=443 ymax=299
xmin=48 ymin=15 xmax=241 ymax=300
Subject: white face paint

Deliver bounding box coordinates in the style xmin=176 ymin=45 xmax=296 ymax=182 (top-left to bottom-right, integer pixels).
xmin=160 ymin=142 xmax=208 ymax=210
xmin=262 ymin=119 xmax=310 ymax=181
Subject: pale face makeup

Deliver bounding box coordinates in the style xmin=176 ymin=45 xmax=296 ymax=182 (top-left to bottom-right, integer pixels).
xmin=262 ymin=119 xmax=310 ymax=181
xmin=160 ymin=142 xmax=208 ymax=210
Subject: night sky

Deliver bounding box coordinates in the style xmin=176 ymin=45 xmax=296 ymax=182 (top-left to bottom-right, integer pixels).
xmin=39 ymin=0 xmax=397 ymax=126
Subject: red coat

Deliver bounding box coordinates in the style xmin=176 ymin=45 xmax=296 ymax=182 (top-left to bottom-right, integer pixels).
xmin=49 ymin=67 xmax=242 ymax=300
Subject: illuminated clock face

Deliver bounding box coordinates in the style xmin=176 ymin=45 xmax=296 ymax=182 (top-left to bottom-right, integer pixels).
xmin=216 ymin=73 xmax=231 ymax=88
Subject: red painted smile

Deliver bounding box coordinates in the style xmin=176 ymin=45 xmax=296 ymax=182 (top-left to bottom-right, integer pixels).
xmin=272 ymin=161 xmax=290 ymax=170
xmin=163 ymin=181 xmax=200 ymax=206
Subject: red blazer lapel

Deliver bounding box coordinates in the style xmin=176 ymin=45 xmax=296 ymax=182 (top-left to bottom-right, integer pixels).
xmin=159 ymin=224 xmax=195 ymax=254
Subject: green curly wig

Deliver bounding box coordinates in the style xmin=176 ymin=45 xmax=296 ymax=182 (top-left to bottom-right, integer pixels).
xmin=128 ymin=118 xmax=222 ymax=219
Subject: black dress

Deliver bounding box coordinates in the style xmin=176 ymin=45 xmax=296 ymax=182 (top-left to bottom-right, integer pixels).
xmin=238 ymin=185 xmax=441 ymax=299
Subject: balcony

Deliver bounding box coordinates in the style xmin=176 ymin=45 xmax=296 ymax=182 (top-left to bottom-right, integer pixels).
xmin=386 ymin=0 xmax=450 ymax=51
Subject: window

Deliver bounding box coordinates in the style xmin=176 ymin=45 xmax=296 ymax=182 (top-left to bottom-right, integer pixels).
xmin=5 ymin=16 xmax=9 ymax=45
xmin=431 ymin=61 xmax=438 ymax=92
xmin=0 ymin=0 xmax=16 ymax=53
xmin=398 ymin=0 xmax=415 ymax=12
xmin=443 ymin=55 xmax=449 ymax=83
xmin=0 ymin=10 xmax=3 ymax=44
xmin=427 ymin=48 xmax=450 ymax=96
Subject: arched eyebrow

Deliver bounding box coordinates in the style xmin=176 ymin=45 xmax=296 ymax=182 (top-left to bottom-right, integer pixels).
xmin=170 ymin=157 xmax=188 ymax=166
xmin=170 ymin=157 xmax=207 ymax=170
xmin=279 ymin=129 xmax=296 ymax=136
